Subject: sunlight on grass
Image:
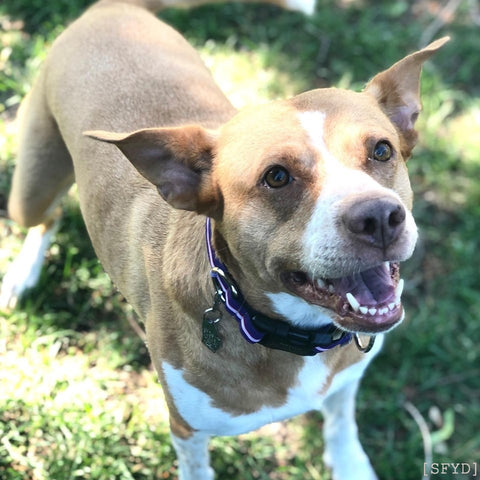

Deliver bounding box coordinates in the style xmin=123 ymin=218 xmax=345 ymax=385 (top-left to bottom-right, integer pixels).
xmin=447 ymin=106 xmax=480 ymax=164
xmin=200 ymin=39 xmax=307 ymax=108
xmin=1 ymin=1 xmax=480 ymax=478
xmin=1 ymin=318 xmax=169 ymax=425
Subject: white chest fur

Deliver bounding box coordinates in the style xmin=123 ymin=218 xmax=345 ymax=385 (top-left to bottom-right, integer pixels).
xmin=161 ymin=336 xmax=382 ymax=437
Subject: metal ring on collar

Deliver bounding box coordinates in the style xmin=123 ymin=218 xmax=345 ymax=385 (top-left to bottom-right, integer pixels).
xmin=354 ymin=334 xmax=376 ymax=353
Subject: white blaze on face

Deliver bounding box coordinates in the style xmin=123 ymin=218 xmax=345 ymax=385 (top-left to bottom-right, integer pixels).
xmin=297 ymin=111 xmax=418 ymax=278
xmin=266 ymin=110 xmax=418 ymax=328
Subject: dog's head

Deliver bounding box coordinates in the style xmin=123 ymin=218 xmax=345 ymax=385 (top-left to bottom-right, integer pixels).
xmin=86 ymin=38 xmax=448 ymax=335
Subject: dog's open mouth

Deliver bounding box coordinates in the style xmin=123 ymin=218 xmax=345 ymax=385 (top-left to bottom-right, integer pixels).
xmin=281 ymin=262 xmax=403 ymax=333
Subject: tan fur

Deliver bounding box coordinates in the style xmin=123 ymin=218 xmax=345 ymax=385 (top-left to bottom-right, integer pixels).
xmin=4 ymin=0 xmax=449 ymax=475
xmin=210 ymin=102 xmax=323 ymax=304
xmin=291 ymin=89 xmax=414 ymax=208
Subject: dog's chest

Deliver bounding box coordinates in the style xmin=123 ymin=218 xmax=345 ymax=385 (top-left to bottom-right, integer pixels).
xmin=161 ymin=339 xmax=381 ymax=436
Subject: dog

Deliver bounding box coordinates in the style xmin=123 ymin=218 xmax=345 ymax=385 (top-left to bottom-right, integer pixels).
xmin=0 ymin=0 xmax=448 ymax=477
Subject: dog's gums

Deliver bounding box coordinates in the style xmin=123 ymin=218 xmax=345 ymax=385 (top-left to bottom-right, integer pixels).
xmin=281 ymin=262 xmax=403 ymax=333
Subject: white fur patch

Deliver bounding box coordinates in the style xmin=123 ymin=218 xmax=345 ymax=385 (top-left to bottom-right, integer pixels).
xmin=0 ymin=224 xmax=56 ymax=310
xmin=266 ymin=291 xmax=333 ymax=328
xmin=162 ymin=357 xmax=329 ymax=436
xmin=162 ymin=336 xmax=381 ymax=438
xmin=297 ymin=111 xmax=418 ymax=278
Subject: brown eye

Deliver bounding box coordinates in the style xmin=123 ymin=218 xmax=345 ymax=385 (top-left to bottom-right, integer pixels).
xmin=263 ymin=166 xmax=292 ymax=188
xmin=372 ymin=141 xmax=392 ymax=162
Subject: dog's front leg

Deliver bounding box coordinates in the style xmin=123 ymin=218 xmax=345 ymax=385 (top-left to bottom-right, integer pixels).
xmin=170 ymin=432 xmax=214 ymax=480
xmin=321 ymin=378 xmax=378 ymax=480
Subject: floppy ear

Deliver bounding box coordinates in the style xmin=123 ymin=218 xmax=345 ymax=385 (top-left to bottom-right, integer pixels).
xmin=84 ymin=125 xmax=219 ymax=215
xmin=364 ymin=36 xmax=449 ymax=158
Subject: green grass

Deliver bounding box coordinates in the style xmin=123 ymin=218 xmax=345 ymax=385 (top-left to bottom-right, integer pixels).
xmin=1 ymin=0 xmax=480 ymax=479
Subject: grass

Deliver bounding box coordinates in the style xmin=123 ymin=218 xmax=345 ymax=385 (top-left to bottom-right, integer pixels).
xmin=1 ymin=0 xmax=480 ymax=479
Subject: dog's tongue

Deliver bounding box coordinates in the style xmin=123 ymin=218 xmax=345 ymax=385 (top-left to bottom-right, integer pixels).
xmin=330 ymin=264 xmax=395 ymax=307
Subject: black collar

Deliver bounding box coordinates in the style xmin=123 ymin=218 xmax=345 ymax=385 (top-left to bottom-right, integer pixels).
xmin=203 ymin=218 xmax=355 ymax=356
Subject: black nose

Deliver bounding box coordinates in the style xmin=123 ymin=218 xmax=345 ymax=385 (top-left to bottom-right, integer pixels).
xmin=343 ymin=197 xmax=406 ymax=250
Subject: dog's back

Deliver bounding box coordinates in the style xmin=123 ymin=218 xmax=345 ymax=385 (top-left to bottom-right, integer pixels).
xmin=7 ymin=1 xmax=235 ymax=310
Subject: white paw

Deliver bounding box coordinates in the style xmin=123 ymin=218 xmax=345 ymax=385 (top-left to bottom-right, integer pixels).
xmin=177 ymin=464 xmax=214 ymax=480
xmin=0 ymin=255 xmax=42 ymax=310
xmin=323 ymin=446 xmax=378 ymax=480
xmin=0 ymin=225 xmax=55 ymax=310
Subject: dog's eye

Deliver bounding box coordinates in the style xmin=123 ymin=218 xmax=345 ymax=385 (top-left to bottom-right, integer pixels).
xmin=263 ymin=166 xmax=292 ymax=188
xmin=372 ymin=141 xmax=393 ymax=162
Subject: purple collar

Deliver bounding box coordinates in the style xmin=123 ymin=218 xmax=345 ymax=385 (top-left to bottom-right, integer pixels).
xmin=204 ymin=217 xmax=353 ymax=356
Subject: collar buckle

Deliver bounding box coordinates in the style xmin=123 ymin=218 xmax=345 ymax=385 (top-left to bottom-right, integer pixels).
xmin=211 ymin=266 xmax=239 ymax=298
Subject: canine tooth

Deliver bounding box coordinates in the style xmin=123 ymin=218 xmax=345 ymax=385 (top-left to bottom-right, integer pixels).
xmin=316 ymin=279 xmax=326 ymax=288
xmin=395 ymin=278 xmax=404 ymax=302
xmin=368 ymin=308 xmax=377 ymax=315
xmin=388 ymin=302 xmax=396 ymax=311
xmin=328 ymin=284 xmax=335 ymax=293
xmin=346 ymin=293 xmax=360 ymax=312
xmin=359 ymin=306 xmax=368 ymax=315
xmin=380 ymin=307 xmax=389 ymax=315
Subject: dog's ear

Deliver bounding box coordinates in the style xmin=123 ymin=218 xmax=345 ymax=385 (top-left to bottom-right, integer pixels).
xmin=85 ymin=125 xmax=220 ymax=215
xmin=364 ymin=37 xmax=449 ymax=158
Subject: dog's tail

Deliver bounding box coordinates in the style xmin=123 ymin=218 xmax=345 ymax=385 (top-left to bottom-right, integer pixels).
xmin=97 ymin=0 xmax=315 ymax=15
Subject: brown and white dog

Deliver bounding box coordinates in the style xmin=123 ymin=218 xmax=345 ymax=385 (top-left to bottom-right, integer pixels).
xmin=0 ymin=0 xmax=448 ymax=478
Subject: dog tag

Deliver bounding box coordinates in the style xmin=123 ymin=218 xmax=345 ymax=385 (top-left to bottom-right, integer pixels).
xmin=202 ymin=308 xmax=222 ymax=353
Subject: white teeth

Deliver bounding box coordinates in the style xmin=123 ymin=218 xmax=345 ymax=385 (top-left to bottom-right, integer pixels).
xmin=344 ymin=279 xmax=404 ymax=317
xmin=346 ymin=293 xmax=360 ymax=312
xmin=395 ymin=279 xmax=404 ymax=303
xmin=355 ymin=304 xmax=392 ymax=316
xmin=316 ymin=278 xmax=326 ymax=289
xmin=383 ymin=261 xmax=390 ymax=270
xmin=328 ymin=284 xmax=335 ymax=293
